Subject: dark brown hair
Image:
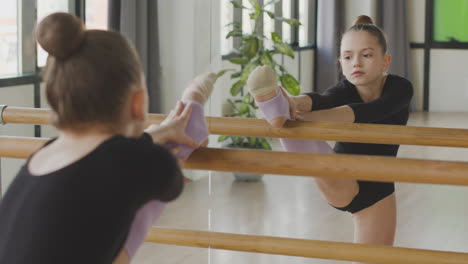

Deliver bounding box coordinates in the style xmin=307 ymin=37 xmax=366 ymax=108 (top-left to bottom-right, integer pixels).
xmin=342 ymin=15 xmax=388 ymax=54
xmin=36 ymin=12 xmax=144 ymax=130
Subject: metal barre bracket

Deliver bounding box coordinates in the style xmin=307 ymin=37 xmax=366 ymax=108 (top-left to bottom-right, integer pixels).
xmin=0 ymin=105 xmax=7 ymax=125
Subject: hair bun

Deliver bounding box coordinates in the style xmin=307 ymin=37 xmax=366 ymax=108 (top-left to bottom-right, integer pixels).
xmin=353 ymin=15 xmax=374 ymax=26
xmin=36 ymin=12 xmax=86 ymax=59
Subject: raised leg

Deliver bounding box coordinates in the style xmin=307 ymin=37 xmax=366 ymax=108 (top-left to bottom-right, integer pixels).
xmin=246 ymin=66 xmax=359 ymax=207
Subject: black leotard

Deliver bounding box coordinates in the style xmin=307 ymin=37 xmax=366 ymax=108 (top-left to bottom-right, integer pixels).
xmin=306 ymin=74 xmax=413 ymax=213
xmin=0 ymin=134 xmax=183 ymax=263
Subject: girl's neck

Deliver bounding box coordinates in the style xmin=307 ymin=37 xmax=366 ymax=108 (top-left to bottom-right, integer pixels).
xmin=354 ymin=74 xmax=387 ymax=102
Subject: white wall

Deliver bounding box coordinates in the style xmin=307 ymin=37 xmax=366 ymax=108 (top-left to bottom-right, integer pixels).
xmin=344 ymin=0 xmax=377 ymax=28
xmin=429 ymin=50 xmax=468 ymax=112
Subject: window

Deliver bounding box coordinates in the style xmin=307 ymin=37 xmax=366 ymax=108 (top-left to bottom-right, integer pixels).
xmin=37 ymin=0 xmax=69 ymax=67
xmin=221 ymin=0 xmax=316 ymax=56
xmin=220 ymin=0 xmax=234 ymax=55
xmin=433 ymin=0 xmax=468 ymax=43
xmin=0 ymin=0 xmax=18 ymax=76
xmin=298 ymin=0 xmax=315 ymax=47
xmin=86 ymin=0 xmax=109 ymax=30
xmin=0 ymin=0 xmax=110 ymax=74
xmin=263 ymin=3 xmax=275 ymax=50
xmin=282 ymin=0 xmax=292 ymax=44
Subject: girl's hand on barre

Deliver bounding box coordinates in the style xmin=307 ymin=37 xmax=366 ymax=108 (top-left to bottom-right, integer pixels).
xmin=145 ymin=101 xmax=199 ymax=148
xmin=278 ymin=87 xmax=312 ymax=120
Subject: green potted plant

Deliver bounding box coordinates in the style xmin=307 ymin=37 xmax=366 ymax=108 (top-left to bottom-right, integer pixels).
xmin=218 ymin=0 xmax=301 ymax=181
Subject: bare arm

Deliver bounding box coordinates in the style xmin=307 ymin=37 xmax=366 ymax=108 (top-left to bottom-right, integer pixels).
xmin=295 ymin=105 xmax=355 ymax=123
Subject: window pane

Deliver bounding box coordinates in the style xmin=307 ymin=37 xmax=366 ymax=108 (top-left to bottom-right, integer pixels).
xmin=221 ymin=0 xmax=234 ymax=55
xmin=86 ymin=0 xmax=108 ymax=30
xmin=434 ymin=0 xmax=468 ymax=42
xmin=37 ymin=0 xmax=69 ymax=67
xmin=298 ymin=0 xmax=309 ymax=47
xmin=0 ymin=0 xmax=18 ymax=76
xmin=242 ymin=0 xmax=254 ymax=34
xmin=282 ymin=0 xmax=291 ymax=43
xmin=263 ymin=3 xmax=275 ymax=50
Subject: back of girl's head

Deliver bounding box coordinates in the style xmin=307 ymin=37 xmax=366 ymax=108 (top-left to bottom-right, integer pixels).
xmin=343 ymin=15 xmax=388 ymax=54
xmin=36 ymin=12 xmax=143 ymax=130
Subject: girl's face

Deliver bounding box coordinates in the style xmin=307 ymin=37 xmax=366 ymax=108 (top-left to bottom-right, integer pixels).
xmin=339 ymin=31 xmax=391 ymax=87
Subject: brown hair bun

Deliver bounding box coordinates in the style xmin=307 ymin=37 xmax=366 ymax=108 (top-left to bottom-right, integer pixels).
xmin=36 ymin=12 xmax=86 ymax=59
xmin=353 ymin=15 xmax=374 ymax=26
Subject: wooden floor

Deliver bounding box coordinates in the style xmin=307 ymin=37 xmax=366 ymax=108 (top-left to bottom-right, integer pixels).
xmin=133 ymin=112 xmax=468 ymax=264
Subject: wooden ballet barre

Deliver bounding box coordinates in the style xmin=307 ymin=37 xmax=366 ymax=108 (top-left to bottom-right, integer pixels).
xmin=146 ymin=227 xmax=468 ymax=264
xmin=3 ymin=136 xmax=468 ymax=186
xmin=3 ymin=106 xmax=468 ymax=148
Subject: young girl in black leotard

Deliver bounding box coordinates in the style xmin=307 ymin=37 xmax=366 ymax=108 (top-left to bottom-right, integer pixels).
xmin=247 ymin=15 xmax=413 ymax=264
xmin=0 ymin=12 xmax=216 ymax=264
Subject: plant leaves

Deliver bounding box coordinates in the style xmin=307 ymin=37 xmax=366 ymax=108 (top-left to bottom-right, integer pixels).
xmin=265 ymin=10 xmax=275 ymax=19
xmin=229 ymin=57 xmax=249 ymax=65
xmin=260 ymin=51 xmax=275 ymax=68
xmin=248 ymin=137 xmax=257 ymax=146
xmin=227 ymin=99 xmax=240 ymax=112
xmin=275 ymin=17 xmax=302 ymax=27
xmin=240 ymin=60 xmax=260 ymax=82
xmin=279 ymin=65 xmax=286 ymax=72
xmin=225 ymin=21 xmax=241 ymax=30
xmin=274 ymin=43 xmax=295 ymax=58
xmin=230 ymin=80 xmax=246 ymax=96
xmin=231 ymin=0 xmax=248 ymax=9
xmin=280 ymin=73 xmax=300 ymax=96
xmin=218 ymin=135 xmax=229 ymax=142
xmin=231 ymin=71 xmax=241 ymax=78
xmin=240 ymin=36 xmax=259 ymax=59
xmin=249 ymin=12 xmax=259 ymax=20
xmin=226 ymin=30 xmax=243 ymax=39
xmin=261 ymin=139 xmax=272 ymax=150
xmin=248 ymin=0 xmax=261 ymax=14
xmin=271 ymin=32 xmax=282 ymax=43
xmin=216 ymin=69 xmax=235 ymax=78
xmin=240 ymin=103 xmax=250 ymax=114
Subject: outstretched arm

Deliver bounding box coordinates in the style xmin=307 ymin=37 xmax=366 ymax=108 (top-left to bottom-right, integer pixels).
xmin=295 ymin=105 xmax=355 ymax=123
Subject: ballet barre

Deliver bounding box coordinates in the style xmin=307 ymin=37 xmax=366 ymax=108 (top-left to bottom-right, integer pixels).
xmin=2 ymin=136 xmax=468 ymax=186
xmin=146 ymin=227 xmax=468 ymax=264
xmin=2 ymin=105 xmax=468 ymax=148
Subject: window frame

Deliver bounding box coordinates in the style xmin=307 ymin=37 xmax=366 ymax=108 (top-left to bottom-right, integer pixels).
xmin=0 ymin=0 xmax=88 ymax=138
xmin=412 ymin=0 xmax=468 ymax=112
xmin=428 ymin=0 xmax=468 ymax=49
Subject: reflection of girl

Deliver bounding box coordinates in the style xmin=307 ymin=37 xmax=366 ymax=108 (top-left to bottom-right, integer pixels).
xmin=0 ymin=12 xmax=215 ymax=264
xmin=247 ymin=15 xmax=413 ymax=258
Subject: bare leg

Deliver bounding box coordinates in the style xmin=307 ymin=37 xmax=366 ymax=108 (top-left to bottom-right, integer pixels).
xmin=352 ymin=194 xmax=396 ymax=264
xmin=247 ymin=66 xmax=358 ymax=207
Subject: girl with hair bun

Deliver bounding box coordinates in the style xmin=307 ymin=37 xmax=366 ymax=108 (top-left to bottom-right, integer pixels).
xmin=0 ymin=12 xmax=216 ymax=264
xmin=246 ymin=14 xmax=413 ymax=262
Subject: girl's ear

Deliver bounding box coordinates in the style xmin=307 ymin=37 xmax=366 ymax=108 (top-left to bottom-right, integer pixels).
xmin=383 ymin=54 xmax=392 ymax=72
xmin=130 ymin=89 xmax=146 ymax=121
